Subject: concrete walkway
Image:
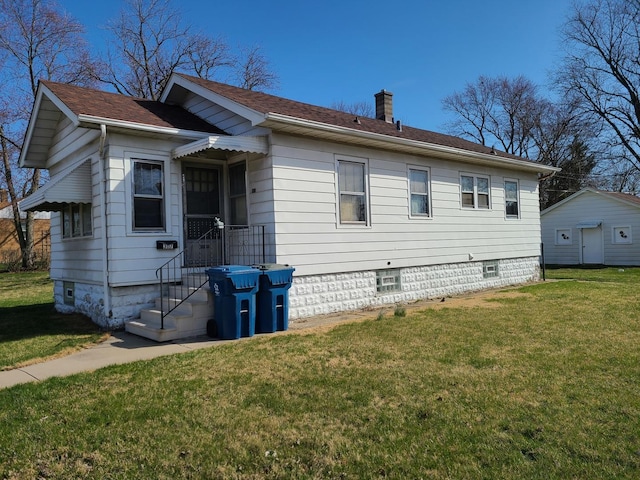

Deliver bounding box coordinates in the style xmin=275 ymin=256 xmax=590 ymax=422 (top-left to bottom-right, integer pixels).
xmin=0 ymin=288 xmax=510 ymax=390
xmin=0 ymin=308 xmax=377 ymax=390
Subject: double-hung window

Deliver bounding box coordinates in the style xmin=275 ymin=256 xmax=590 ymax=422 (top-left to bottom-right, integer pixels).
xmin=461 ymin=174 xmax=490 ymax=209
xmin=338 ymin=158 xmax=368 ymax=224
xmin=408 ymin=167 xmax=431 ymax=217
xmin=133 ymin=160 xmax=164 ymax=230
xmin=504 ymin=179 xmax=519 ymax=218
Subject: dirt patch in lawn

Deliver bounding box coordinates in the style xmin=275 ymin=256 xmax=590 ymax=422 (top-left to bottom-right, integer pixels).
xmin=288 ymin=286 xmax=534 ymax=334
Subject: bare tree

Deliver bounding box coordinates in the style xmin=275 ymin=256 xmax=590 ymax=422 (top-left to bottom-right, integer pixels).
xmin=235 ymin=46 xmax=279 ymax=92
xmin=101 ymin=0 xmax=278 ymax=99
xmin=442 ymin=75 xmax=496 ymax=147
xmin=443 ymin=75 xmax=598 ymax=208
xmin=330 ymin=100 xmax=374 ymax=118
xmin=0 ymin=0 xmax=98 ymax=269
xmin=558 ymin=0 xmax=640 ymax=175
xmin=442 ymin=75 xmax=539 ymax=157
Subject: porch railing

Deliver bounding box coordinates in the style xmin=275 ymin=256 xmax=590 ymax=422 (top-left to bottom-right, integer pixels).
xmin=155 ymin=222 xmax=266 ymax=329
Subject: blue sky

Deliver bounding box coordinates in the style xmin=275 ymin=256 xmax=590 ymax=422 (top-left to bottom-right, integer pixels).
xmin=62 ymin=0 xmax=572 ymax=133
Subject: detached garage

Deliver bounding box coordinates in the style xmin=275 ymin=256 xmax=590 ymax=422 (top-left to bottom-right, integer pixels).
xmin=541 ymin=188 xmax=640 ymax=266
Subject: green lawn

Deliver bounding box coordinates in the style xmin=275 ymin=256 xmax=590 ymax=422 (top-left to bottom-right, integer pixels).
xmin=0 ymin=271 xmax=107 ymax=370
xmin=0 ymin=267 xmax=638 ymax=478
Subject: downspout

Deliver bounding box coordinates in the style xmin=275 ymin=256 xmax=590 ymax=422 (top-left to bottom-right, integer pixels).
xmin=99 ymin=124 xmax=112 ymax=322
xmin=538 ymin=170 xmax=556 ymax=283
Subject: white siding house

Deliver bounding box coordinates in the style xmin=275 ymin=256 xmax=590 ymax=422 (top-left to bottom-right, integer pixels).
xmin=19 ymin=74 xmax=558 ymax=340
xmin=541 ymin=188 xmax=640 ymax=266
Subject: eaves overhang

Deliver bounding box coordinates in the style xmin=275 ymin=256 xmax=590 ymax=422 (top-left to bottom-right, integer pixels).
xmin=77 ymin=114 xmax=207 ymax=140
xmin=19 ymin=84 xmax=79 ymax=168
xmin=172 ymin=135 xmax=269 ymax=158
xmin=261 ymin=113 xmax=560 ymax=175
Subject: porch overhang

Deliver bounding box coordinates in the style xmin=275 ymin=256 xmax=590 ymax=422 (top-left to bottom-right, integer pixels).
xmin=576 ymin=220 xmax=602 ymax=229
xmin=172 ymin=135 xmax=269 ymax=159
xmin=19 ymin=159 xmax=92 ymax=212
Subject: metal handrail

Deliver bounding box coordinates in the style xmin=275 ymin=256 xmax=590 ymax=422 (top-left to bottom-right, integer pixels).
xmin=155 ymin=222 xmax=266 ymax=329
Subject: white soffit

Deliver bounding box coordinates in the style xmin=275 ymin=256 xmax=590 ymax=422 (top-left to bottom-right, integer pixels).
xmin=172 ymin=135 xmax=268 ymax=159
xmin=19 ymin=159 xmax=92 ymax=212
xmin=576 ymin=220 xmax=602 ymax=229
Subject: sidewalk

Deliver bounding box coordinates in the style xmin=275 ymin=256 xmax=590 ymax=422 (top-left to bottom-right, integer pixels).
xmin=0 ymin=308 xmax=376 ymax=390
xmin=0 ymin=288 xmax=509 ymax=390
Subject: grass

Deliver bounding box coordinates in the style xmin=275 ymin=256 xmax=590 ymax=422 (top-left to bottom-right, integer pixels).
xmin=0 ymin=268 xmax=639 ymax=478
xmin=0 ymin=271 xmax=107 ymax=370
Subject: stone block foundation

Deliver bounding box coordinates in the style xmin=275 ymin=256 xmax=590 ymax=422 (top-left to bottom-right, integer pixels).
xmin=52 ymin=256 xmax=540 ymax=330
xmin=288 ymin=257 xmax=540 ymax=320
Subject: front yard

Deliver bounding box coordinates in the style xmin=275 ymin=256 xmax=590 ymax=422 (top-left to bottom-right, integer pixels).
xmin=0 ymin=268 xmax=639 ymax=478
xmin=0 ymin=271 xmax=107 ymax=370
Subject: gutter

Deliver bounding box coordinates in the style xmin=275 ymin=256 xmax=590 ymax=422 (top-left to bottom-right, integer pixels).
xmin=77 ymin=114 xmax=208 ymax=140
xmin=262 ymin=113 xmax=561 ymax=175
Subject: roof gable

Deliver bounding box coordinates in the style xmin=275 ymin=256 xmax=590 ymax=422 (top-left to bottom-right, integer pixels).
xmin=20 ymin=81 xmax=226 ymax=168
xmin=541 ymin=188 xmax=640 ymax=215
xmin=41 ymin=81 xmax=224 ymax=134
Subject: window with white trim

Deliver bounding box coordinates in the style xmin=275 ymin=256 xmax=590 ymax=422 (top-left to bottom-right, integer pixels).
xmin=461 ymin=174 xmax=490 ymax=209
xmin=612 ymin=226 xmax=632 ymax=244
xmin=408 ymin=167 xmax=431 ymax=217
xmin=504 ymin=179 xmax=519 ymax=218
xmin=229 ymin=162 xmax=247 ymax=225
xmin=62 ymin=203 xmax=92 ymax=238
xmin=555 ymin=228 xmax=572 ymax=245
xmin=132 ymin=160 xmax=164 ymax=230
xmin=338 ymin=158 xmax=368 ymax=224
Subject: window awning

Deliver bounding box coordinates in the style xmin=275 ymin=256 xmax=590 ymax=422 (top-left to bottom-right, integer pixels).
xmin=19 ymin=159 xmax=92 ymax=212
xmin=172 ymin=135 xmax=268 ymax=159
xmin=576 ymin=220 xmax=602 ymax=229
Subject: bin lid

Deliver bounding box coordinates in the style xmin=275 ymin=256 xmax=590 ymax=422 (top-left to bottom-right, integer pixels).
xmin=207 ymin=265 xmax=258 ymax=274
xmin=253 ymin=263 xmax=293 ymax=271
xmin=206 ymin=265 xmax=260 ymax=289
xmin=257 ymin=265 xmax=295 ymax=285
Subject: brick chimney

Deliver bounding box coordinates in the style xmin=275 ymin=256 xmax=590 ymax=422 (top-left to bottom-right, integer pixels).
xmin=0 ymin=189 xmax=8 ymax=203
xmin=375 ymin=89 xmax=393 ymax=123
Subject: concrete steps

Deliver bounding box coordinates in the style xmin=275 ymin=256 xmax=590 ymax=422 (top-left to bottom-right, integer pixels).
xmin=125 ymin=281 xmax=214 ymax=342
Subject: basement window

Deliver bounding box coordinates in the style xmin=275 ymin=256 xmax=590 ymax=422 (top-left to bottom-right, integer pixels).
xmin=376 ymin=269 xmax=401 ymax=293
xmin=482 ymin=260 xmax=499 ymax=279
xmin=63 ymin=281 xmax=75 ymax=306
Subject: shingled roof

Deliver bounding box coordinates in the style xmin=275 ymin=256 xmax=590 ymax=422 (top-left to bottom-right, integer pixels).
xmin=41 ymin=81 xmax=225 ymax=135
xmin=599 ymin=190 xmax=640 ymax=207
xmin=176 ymin=73 xmax=526 ymax=162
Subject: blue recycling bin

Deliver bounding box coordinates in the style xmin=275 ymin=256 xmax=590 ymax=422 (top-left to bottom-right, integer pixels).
xmin=206 ymin=265 xmax=261 ymax=340
xmin=255 ymin=264 xmax=295 ymax=333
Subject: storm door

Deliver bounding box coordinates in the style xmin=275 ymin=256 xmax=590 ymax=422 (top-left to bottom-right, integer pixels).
xmin=183 ymin=165 xmax=223 ymax=267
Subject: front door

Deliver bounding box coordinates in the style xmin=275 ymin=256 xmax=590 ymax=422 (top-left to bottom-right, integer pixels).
xmin=581 ymin=227 xmax=603 ymax=264
xmin=183 ymin=165 xmax=223 ymax=267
